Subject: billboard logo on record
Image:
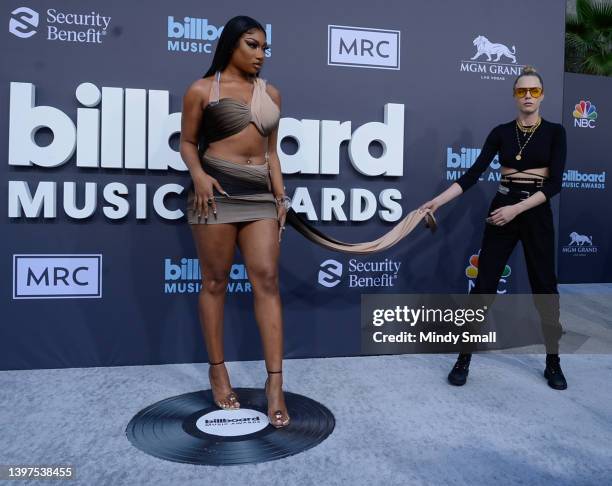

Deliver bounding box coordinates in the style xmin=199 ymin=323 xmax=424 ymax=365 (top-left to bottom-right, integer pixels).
xmin=9 ymin=7 xmax=39 ymax=38
xmin=562 ymin=232 xmax=598 ymax=256
xmin=196 ymin=409 xmax=269 ymax=437
xmin=573 ymin=100 xmax=597 ymax=128
xmin=13 ymin=254 xmax=102 ymax=299
xmin=459 ymin=35 xmax=525 ymax=81
xmin=328 ymin=25 xmax=400 ymax=70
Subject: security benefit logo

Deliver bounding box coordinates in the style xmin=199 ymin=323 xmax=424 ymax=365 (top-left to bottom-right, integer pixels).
xmin=573 ymin=100 xmax=597 ymax=128
xmin=445 ymin=146 xmax=501 ymax=184
xmin=164 ymin=258 xmax=251 ymax=294
xmin=8 ymin=7 xmax=38 ymax=38
xmin=318 ymin=258 xmax=401 ymax=289
xmin=459 ymin=34 xmax=525 ymax=81
xmin=561 ymin=232 xmax=598 ymax=257
xmin=9 ymin=6 xmax=111 ymax=44
xmin=465 ymin=251 xmax=511 ymax=294
xmin=13 ymin=254 xmax=102 ymax=299
xmin=167 ymin=15 xmax=272 ymax=55
xmin=328 ymin=25 xmax=400 ymax=70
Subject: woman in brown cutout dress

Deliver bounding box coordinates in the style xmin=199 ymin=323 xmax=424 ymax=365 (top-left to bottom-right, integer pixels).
xmin=179 ymin=15 xmax=290 ymax=428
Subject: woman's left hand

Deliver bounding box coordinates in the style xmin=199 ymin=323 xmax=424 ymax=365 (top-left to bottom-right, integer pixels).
xmin=277 ymin=205 xmax=287 ymax=242
xmin=487 ymin=205 xmax=519 ymax=226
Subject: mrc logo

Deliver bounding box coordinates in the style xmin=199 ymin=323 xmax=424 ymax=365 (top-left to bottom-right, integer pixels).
xmin=327 ymin=25 xmax=400 ymax=70
xmin=13 ymin=254 xmax=102 ymax=299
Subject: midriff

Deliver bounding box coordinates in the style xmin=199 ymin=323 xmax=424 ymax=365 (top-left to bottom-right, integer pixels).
xmin=501 ymin=165 xmax=549 ymax=182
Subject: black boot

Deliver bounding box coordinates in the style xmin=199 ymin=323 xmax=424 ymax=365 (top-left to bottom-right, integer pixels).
xmin=448 ymin=353 xmax=471 ymax=386
xmin=544 ymin=354 xmax=567 ymax=390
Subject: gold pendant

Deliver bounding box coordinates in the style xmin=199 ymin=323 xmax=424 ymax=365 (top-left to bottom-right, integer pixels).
xmin=515 ymin=154 xmax=522 ymax=161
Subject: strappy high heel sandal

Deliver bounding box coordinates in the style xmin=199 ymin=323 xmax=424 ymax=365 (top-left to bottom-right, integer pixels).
xmin=264 ymin=370 xmax=290 ymax=428
xmin=208 ymin=360 xmax=240 ymax=410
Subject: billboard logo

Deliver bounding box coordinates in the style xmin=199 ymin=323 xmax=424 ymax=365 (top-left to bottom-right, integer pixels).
xmin=13 ymin=254 xmax=102 ymax=299
xmin=562 ymin=170 xmax=606 ymax=190
xmin=164 ymin=258 xmax=251 ymax=294
xmin=573 ymin=100 xmax=597 ymax=128
xmin=196 ymin=409 xmax=268 ymax=436
xmin=562 ymin=232 xmax=598 ymax=256
xmin=167 ymin=16 xmax=272 ymax=55
xmin=328 ymin=25 xmax=400 ymax=70
xmin=445 ymin=146 xmax=501 ymax=183
xmin=9 ymin=7 xmax=39 ymax=38
xmin=465 ymin=251 xmax=510 ymax=294
xmin=318 ymin=259 xmax=343 ymax=288
xmin=460 ymin=35 xmax=524 ymax=81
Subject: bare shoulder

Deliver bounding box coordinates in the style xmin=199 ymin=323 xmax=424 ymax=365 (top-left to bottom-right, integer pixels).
xmin=264 ymin=81 xmax=281 ymax=106
xmin=184 ymin=77 xmax=213 ymax=105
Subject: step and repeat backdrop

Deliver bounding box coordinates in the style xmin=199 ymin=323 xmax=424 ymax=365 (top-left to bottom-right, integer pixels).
xmin=559 ymin=73 xmax=611 ymax=283
xmin=2 ymin=0 xmax=570 ymax=369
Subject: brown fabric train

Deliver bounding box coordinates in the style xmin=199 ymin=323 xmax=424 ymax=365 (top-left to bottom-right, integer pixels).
xmin=286 ymin=208 xmax=437 ymax=254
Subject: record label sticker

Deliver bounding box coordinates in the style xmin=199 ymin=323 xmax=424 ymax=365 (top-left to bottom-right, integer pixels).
xmin=196 ymin=409 xmax=269 ymax=436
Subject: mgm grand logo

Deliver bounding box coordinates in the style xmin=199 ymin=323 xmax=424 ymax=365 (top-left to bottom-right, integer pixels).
xmin=562 ymin=232 xmax=598 ymax=257
xmin=459 ymin=35 xmax=525 ymax=81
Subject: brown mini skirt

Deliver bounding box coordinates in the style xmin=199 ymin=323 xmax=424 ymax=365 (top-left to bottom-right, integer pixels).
xmin=186 ymin=154 xmax=278 ymax=225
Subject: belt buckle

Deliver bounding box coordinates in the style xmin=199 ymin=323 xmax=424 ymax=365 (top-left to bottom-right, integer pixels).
xmin=520 ymin=190 xmax=531 ymax=200
xmin=536 ymin=179 xmax=544 ymax=188
xmin=498 ymin=185 xmax=509 ymax=195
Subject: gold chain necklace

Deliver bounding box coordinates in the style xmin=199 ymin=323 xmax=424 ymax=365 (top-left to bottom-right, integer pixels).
xmin=515 ymin=117 xmax=541 ymax=161
xmin=517 ymin=117 xmax=541 ymax=133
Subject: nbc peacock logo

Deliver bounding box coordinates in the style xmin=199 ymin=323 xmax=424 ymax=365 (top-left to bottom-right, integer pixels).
xmin=465 ymin=251 xmax=511 ymax=294
xmin=573 ymin=100 xmax=597 ymax=128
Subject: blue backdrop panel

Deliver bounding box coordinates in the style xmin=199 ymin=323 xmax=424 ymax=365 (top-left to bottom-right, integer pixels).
xmin=558 ymin=73 xmax=612 ymax=283
xmin=1 ymin=0 xmax=565 ymax=370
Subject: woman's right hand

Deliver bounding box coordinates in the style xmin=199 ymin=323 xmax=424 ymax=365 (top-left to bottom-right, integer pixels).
xmin=192 ymin=171 xmax=226 ymax=221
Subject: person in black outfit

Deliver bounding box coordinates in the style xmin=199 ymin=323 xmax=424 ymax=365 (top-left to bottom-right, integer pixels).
xmin=419 ymin=66 xmax=568 ymax=390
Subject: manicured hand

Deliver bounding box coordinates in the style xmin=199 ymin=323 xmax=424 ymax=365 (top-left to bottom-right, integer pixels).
xmin=487 ymin=205 xmax=519 ymax=226
xmin=192 ymin=172 xmax=226 ymax=221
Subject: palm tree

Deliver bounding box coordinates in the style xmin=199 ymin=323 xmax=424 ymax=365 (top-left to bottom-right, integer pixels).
xmin=565 ymin=0 xmax=612 ymax=76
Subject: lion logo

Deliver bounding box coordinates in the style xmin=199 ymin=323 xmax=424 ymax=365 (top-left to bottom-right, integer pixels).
xmin=471 ymin=35 xmax=517 ymax=63
xmin=568 ymin=232 xmax=593 ymax=246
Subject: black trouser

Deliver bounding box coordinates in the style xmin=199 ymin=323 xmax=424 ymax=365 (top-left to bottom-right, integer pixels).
xmin=471 ymin=190 xmax=563 ymax=354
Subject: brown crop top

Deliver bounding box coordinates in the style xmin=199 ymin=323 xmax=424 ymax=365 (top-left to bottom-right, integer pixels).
xmin=198 ymin=71 xmax=280 ymax=150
